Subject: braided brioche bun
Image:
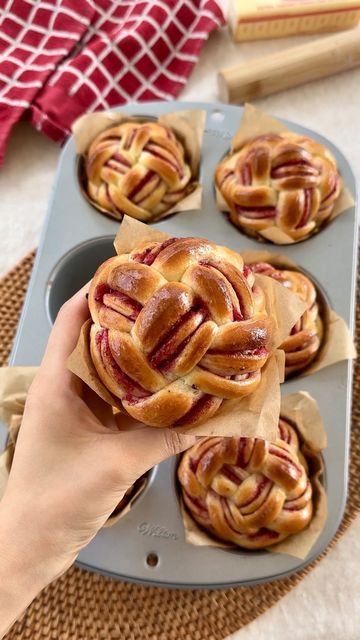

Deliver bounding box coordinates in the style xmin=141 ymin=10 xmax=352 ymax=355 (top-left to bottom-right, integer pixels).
xmin=215 ymin=133 xmax=341 ymax=243
xmin=249 ymin=263 xmax=323 ymax=376
xmin=178 ymin=418 xmax=313 ymax=549
xmin=88 ymin=237 xmax=272 ymax=428
xmin=85 ymin=121 xmax=194 ymax=221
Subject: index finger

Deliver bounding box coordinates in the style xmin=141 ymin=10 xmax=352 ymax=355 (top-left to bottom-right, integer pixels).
xmin=41 ymin=283 xmax=90 ymax=374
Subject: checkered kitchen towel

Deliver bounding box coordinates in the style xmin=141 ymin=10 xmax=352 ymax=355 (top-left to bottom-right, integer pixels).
xmin=0 ymin=0 xmax=224 ymax=163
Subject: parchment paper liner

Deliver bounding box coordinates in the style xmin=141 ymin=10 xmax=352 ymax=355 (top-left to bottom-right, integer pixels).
xmin=215 ymin=104 xmax=355 ymax=245
xmin=73 ymin=109 xmax=206 ymax=222
xmin=0 ymin=366 xmax=147 ymax=526
xmin=179 ymin=391 xmax=327 ymax=560
xmin=240 ymin=249 xmax=357 ymax=377
xmin=0 ymin=366 xmax=37 ymax=504
xmin=68 ymin=215 xmax=307 ymax=439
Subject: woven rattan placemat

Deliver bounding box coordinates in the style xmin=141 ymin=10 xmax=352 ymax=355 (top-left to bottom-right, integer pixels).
xmin=1 ymin=251 xmax=359 ymax=640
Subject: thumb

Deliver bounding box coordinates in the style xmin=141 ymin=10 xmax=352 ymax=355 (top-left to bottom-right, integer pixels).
xmin=113 ymin=415 xmax=196 ymax=481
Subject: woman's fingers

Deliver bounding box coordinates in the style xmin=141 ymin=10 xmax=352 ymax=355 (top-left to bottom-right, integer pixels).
xmin=41 ymin=284 xmax=90 ymax=376
xmin=113 ymin=419 xmax=196 ymax=481
xmin=82 ymin=386 xmax=118 ymax=431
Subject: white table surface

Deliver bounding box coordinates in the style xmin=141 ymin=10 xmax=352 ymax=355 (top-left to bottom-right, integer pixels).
xmin=0 ymin=24 xmax=359 ymax=640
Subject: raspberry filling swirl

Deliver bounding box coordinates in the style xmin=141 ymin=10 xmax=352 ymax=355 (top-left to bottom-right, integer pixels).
xmin=94 ymin=284 xmax=142 ymax=323
xmin=95 ymin=329 xmax=150 ymax=400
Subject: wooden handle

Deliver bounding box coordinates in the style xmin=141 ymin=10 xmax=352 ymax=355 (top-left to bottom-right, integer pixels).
xmin=218 ymin=30 xmax=360 ymax=104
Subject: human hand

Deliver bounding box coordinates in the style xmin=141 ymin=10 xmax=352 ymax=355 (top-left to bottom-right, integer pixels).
xmin=0 ymin=286 xmax=195 ymax=636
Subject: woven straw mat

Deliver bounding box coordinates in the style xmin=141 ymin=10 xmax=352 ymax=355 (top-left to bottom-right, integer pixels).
xmin=1 ymin=250 xmax=359 ymax=640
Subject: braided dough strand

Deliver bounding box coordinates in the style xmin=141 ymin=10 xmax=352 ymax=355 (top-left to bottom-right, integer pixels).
xmin=215 ymin=133 xmax=341 ymax=242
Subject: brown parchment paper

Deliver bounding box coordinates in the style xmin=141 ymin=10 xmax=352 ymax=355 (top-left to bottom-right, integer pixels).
xmin=68 ymin=215 xmax=307 ymax=440
xmin=72 ymin=108 xmax=206 ymax=221
xmin=215 ymin=103 xmax=355 ymax=245
xmin=0 ymin=366 xmax=37 ymax=501
xmin=179 ymin=391 xmax=327 ymax=560
xmin=0 ymin=365 xmax=37 ymax=426
xmin=241 ymin=249 xmax=357 ymax=376
xmin=0 ymin=411 xmax=21 ymax=502
xmin=0 ymin=365 xmax=142 ymax=526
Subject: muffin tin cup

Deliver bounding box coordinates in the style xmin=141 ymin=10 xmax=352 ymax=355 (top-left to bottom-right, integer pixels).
xmin=2 ymin=101 xmax=357 ymax=588
xmin=105 ymin=470 xmax=154 ymax=528
xmin=75 ymin=110 xmax=204 ymax=224
xmin=214 ymin=104 xmax=354 ymax=246
xmin=175 ymin=392 xmax=327 ymax=557
xmin=77 ymin=114 xmax=158 ymax=221
xmin=240 ymin=252 xmax=333 ymax=380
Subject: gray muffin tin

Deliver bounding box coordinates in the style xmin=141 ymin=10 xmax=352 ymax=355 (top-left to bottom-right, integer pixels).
xmin=1 ymin=102 xmax=357 ymax=588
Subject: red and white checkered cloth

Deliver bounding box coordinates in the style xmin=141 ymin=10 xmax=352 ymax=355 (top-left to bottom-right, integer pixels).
xmin=0 ymin=0 xmax=224 ymax=163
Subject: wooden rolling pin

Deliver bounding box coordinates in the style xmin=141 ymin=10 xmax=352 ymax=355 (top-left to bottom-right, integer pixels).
xmin=218 ymin=29 xmax=360 ymax=104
